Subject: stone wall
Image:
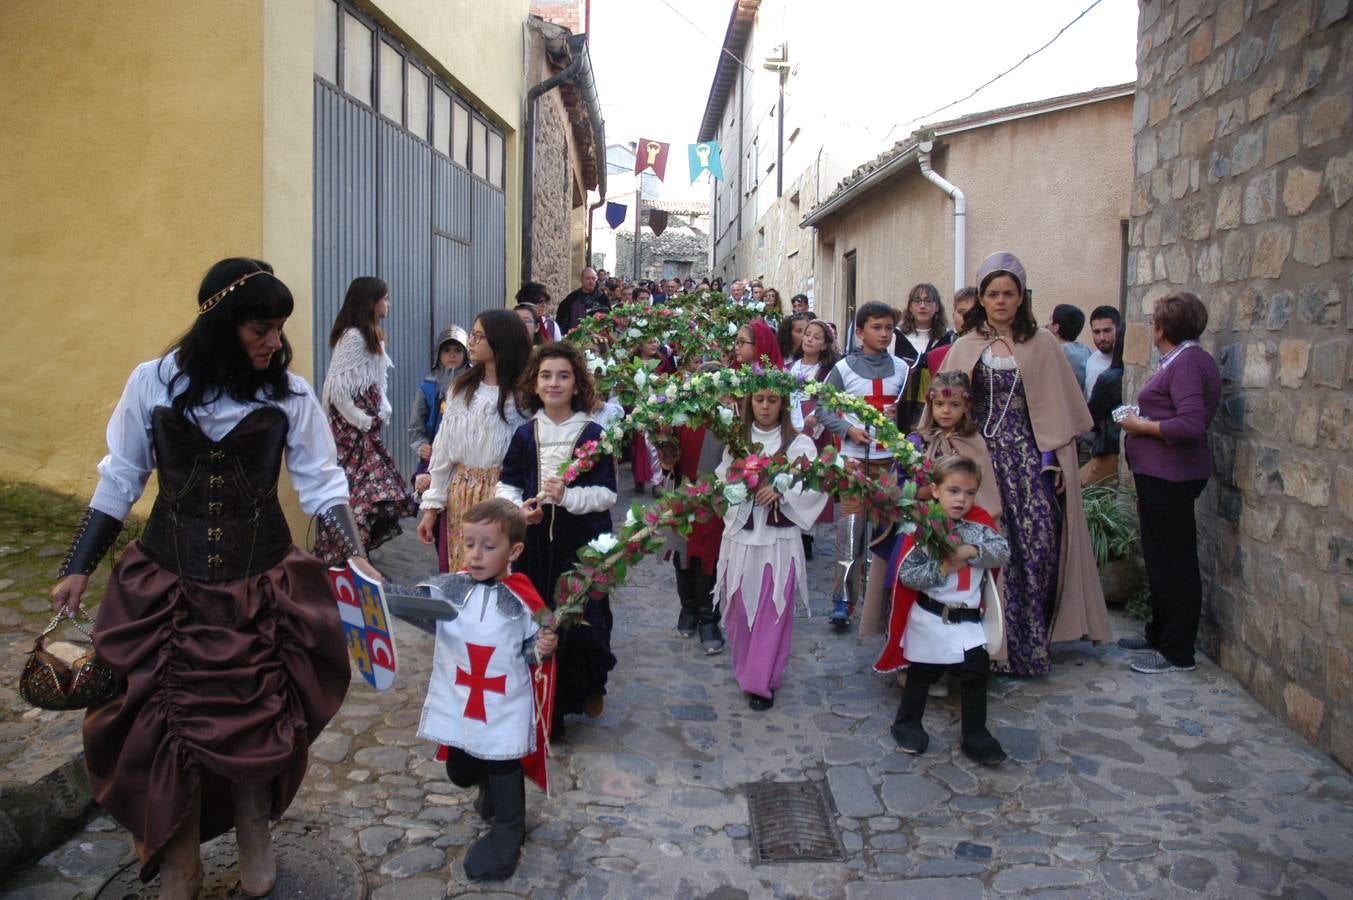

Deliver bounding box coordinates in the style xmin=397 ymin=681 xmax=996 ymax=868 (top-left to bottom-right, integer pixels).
xmin=530 ymin=92 xmax=575 ymax=302
xmin=1127 ymin=0 xmax=1352 ymax=768
xmin=615 ymin=221 xmax=709 ymax=282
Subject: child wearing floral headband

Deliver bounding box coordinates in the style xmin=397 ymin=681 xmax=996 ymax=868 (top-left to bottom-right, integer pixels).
xmin=713 ymin=383 xmax=828 ymax=710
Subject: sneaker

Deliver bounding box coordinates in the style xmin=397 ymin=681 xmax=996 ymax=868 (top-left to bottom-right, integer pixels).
xmin=828 ymin=597 xmax=850 ymax=624
xmin=1117 ymin=636 xmax=1152 ymax=652
xmin=698 ymin=622 xmax=725 ymax=655
xmin=1130 ymin=652 xmax=1196 ymax=674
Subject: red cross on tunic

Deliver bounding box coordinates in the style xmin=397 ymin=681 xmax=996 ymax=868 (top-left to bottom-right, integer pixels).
xmin=456 ymin=643 xmax=507 ymax=722
xmin=863 ymin=379 xmax=893 ymax=451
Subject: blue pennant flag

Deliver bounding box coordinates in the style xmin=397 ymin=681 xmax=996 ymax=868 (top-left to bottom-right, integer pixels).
xmin=605 ymin=201 xmax=627 ymax=229
xmin=688 ymin=141 xmax=724 ymax=183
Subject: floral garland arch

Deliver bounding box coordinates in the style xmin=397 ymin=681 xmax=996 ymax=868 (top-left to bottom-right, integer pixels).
xmin=565 ymin=292 xmax=778 ymax=399
xmin=535 ymin=366 xmax=955 ymax=631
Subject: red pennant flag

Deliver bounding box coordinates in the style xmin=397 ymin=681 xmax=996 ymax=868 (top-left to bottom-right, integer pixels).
xmin=634 ymin=138 xmax=670 ymax=181
xmin=648 ymin=209 xmax=669 ymax=236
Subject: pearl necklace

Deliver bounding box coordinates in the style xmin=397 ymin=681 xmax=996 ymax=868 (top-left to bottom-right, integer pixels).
xmin=981 ymin=339 xmax=1021 ymax=439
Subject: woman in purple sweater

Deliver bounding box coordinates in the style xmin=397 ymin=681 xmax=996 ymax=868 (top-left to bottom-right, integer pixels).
xmin=1118 ymin=292 xmax=1221 ymax=675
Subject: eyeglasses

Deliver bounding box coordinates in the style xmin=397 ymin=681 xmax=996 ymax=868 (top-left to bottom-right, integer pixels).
xmin=734 ymin=338 xmax=755 ymax=347
xmin=910 ymin=296 xmax=937 ymax=306
xmin=468 ymin=330 xmax=487 ymax=344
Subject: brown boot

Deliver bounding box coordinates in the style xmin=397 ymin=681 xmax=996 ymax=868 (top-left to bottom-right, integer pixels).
xmin=232 ymin=782 xmax=277 ymax=897
xmin=159 ymin=790 xmax=203 ymax=900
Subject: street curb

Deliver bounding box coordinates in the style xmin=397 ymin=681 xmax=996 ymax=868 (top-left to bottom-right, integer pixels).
xmin=0 ymin=750 xmax=95 ymax=873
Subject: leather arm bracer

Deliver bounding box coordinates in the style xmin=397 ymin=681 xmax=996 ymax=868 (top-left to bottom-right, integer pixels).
xmin=58 ymin=507 xmax=124 ymax=578
xmin=319 ymin=503 xmax=364 ymax=560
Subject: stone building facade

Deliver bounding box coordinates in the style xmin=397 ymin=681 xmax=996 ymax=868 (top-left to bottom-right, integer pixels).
xmin=1126 ymin=0 xmax=1352 ymax=768
xmin=525 ymin=11 xmax=602 ymax=303
xmin=615 ymin=202 xmax=711 ymax=282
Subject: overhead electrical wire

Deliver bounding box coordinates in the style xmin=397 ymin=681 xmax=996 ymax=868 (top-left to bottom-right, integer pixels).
xmin=877 ymin=0 xmax=1108 ymax=145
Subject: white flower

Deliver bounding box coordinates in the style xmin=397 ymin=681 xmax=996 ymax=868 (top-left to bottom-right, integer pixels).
xmin=671 ymin=411 xmax=688 ymax=427
xmin=722 ymin=482 xmax=749 ymax=505
xmin=750 ymin=301 xmax=765 ymax=312
xmin=726 ymin=322 xmax=738 ymax=336
xmin=832 ymin=452 xmax=846 ymax=470
xmin=773 ymin=472 xmax=794 ymax=494
xmin=717 ymin=406 xmax=735 ymax=426
xmin=635 ymin=318 xmax=648 ymax=328
xmin=624 ymin=508 xmax=637 ymax=528
xmin=802 ymin=381 xmax=820 ymax=396
xmin=587 ymin=533 xmax=619 ymax=554
xmin=627 ymin=328 xmax=642 ymax=339
xmin=614 ymin=347 xmax=630 ymax=360
xmin=634 ymin=369 xmax=649 ymax=389
xmin=898 ymin=520 xmax=917 ymax=535
xmin=702 ymin=292 xmax=711 ymax=301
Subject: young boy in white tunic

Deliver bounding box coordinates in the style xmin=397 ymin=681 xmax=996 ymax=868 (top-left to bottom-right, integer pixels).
xmin=416 ymin=499 xmax=557 ymax=881
xmin=876 ymin=457 xmax=1010 ymax=765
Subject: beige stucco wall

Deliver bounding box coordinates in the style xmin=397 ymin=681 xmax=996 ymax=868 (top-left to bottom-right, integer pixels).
xmin=1 ymin=0 xmax=529 ymax=521
xmin=811 ymin=96 xmax=1134 ymax=336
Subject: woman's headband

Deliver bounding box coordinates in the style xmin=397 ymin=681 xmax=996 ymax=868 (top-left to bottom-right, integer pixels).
xmin=198 ymin=270 xmax=270 ymax=315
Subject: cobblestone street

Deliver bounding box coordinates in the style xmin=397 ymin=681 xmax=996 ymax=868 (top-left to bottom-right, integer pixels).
xmin=5 ymin=484 xmax=1353 ymax=898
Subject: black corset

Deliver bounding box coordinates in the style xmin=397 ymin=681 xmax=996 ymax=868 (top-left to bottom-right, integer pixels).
xmin=140 ymin=406 xmax=293 ymax=582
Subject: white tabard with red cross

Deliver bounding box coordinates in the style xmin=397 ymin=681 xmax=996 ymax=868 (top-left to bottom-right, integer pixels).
xmin=417 ymin=583 xmax=540 ymax=760
xmin=833 ymin=357 xmax=908 ymax=461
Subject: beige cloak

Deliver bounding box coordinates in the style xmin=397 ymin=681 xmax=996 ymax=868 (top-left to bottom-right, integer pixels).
xmin=940 ymin=328 xmax=1110 ymax=645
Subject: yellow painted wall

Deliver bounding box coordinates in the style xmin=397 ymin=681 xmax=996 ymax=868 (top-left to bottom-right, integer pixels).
xmin=2 ymin=0 xmax=531 ymax=524
xmin=0 ymin=2 xmax=269 ymax=510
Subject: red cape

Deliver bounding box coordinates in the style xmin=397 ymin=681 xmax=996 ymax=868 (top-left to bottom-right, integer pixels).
xmin=434 ymin=572 xmax=556 ymax=792
xmin=873 ymin=506 xmax=999 ymax=674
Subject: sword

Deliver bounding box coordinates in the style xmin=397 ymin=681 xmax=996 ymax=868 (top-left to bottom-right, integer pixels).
xmin=382 ymin=573 xmax=477 ymax=621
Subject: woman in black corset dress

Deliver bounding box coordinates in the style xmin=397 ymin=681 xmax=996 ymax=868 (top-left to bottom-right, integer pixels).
xmin=48 ymin=258 xmax=374 ymax=898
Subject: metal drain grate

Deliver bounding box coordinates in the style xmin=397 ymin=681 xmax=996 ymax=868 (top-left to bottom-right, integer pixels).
xmin=744 ymin=780 xmax=846 ymax=864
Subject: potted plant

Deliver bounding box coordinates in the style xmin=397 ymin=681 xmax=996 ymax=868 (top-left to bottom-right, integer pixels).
xmin=1081 ymin=481 xmax=1144 ymax=607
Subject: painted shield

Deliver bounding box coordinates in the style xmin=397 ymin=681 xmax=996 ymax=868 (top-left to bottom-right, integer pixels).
xmin=329 ymin=564 xmax=398 ymax=690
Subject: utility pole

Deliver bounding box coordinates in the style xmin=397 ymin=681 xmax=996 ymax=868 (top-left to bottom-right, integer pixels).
xmin=633 ymin=182 xmax=641 ymax=282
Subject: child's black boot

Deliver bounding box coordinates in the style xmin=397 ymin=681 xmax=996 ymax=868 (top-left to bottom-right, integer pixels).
xmin=674 ymin=561 xmax=699 ymax=637
xmin=890 ymin=667 xmax=933 ymax=754
xmin=464 ymin=761 xmax=525 ymax=881
xmin=958 ymin=648 xmax=1006 ymax=766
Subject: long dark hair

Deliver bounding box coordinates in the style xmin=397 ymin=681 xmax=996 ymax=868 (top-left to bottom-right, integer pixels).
xmin=166 ymin=258 xmax=297 ymax=417
xmin=329 ymin=276 xmax=387 ymax=353
xmin=796 ymin=318 xmax=840 ymax=375
xmin=518 ymin=342 xmax=597 ymax=414
xmin=777 ymin=313 xmax=807 ymax=361
xmin=965 ymin=270 xmax=1039 ymax=342
xmin=900 ymin=282 xmax=948 ymax=336
xmin=451 ymin=308 xmax=531 ymax=422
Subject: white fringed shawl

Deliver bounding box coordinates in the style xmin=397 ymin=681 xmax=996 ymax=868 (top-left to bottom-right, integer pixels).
xmin=321 ymin=328 xmax=392 ymax=430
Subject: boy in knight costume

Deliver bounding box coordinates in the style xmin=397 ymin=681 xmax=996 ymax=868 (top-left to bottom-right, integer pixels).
xmin=874 ymin=457 xmax=1009 ymax=765
xmin=411 ymin=499 xmax=557 ymax=881
xmin=814 ymin=301 xmax=908 ymax=627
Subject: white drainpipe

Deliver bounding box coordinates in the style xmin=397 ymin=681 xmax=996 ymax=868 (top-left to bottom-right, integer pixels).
xmin=917 ymin=140 xmax=966 ymax=292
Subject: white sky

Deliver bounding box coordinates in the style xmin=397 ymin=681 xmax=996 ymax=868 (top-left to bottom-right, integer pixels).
xmin=588 ymin=0 xmax=1140 ymax=199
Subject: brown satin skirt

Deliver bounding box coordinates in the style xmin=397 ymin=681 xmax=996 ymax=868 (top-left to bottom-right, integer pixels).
xmin=83 ymin=542 xmax=350 ymax=882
